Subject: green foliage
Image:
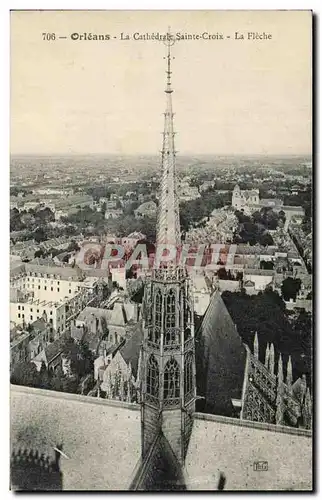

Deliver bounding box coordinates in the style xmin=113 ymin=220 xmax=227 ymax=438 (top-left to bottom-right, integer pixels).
xmin=60 ymin=337 xmax=94 ymax=379
xmin=11 ymin=337 xmax=95 ymax=395
xmin=283 ymin=188 xmax=312 ymax=218
xmin=66 ymin=240 xmax=80 ymax=253
xmin=259 ymin=232 xmax=274 ymax=247
xmin=216 ymin=267 xmax=238 ymax=281
xmin=234 ymin=208 xmax=281 ymax=246
xmin=86 ymin=180 xmax=158 ymax=202
xmin=10 ymin=207 xmax=55 ymax=234
xmin=260 ymin=260 xmax=274 ymax=270
xmin=34 ymin=248 xmax=45 ymax=258
xmin=50 ymin=366 xmax=79 ymax=393
xmin=38 ymin=361 xmax=51 ymax=389
xmin=222 ymin=289 xmax=311 ymax=380
xmin=10 ymin=361 xmax=39 ymax=387
xmin=180 ymin=188 xmax=230 ymax=232
xmin=281 ymin=277 xmax=302 ymax=302
xmin=33 ymin=227 xmax=47 ymax=243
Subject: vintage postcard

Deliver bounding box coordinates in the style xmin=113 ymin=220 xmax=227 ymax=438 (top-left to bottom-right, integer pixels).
xmin=10 ymin=10 xmax=312 ymax=491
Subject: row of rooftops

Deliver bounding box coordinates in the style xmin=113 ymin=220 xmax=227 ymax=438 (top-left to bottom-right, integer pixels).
xmin=10 ymin=262 xmax=85 ymax=281
xmin=11 ymin=292 xmax=65 ymax=308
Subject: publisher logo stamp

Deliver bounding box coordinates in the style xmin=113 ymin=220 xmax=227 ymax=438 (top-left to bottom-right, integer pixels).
xmin=253 ymin=461 xmax=268 ymax=472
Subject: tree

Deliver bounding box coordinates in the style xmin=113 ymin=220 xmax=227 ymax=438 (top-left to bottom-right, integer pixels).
xmin=259 ymin=232 xmax=274 ymax=247
xmin=260 ymin=260 xmax=274 ymax=270
xmin=281 ymin=277 xmax=302 ymax=302
xmin=66 ymin=240 xmax=80 ymax=253
xmin=222 ymin=289 xmax=295 ymax=360
xmin=11 ymin=362 xmax=39 ymax=387
xmin=79 ymin=340 xmax=94 ymax=375
xmin=33 ymin=227 xmax=47 ymax=243
xmin=278 ymin=210 xmax=286 ymax=224
xmin=38 ymin=361 xmax=51 ymax=389
xmin=217 ymin=267 xmax=228 ymax=280
xmin=34 ymin=248 xmax=45 ymax=258
xmin=50 ymin=366 xmax=64 ymax=392
xmin=48 ymin=247 xmax=61 ymax=258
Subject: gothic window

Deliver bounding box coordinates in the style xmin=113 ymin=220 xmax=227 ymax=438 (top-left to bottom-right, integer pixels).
xmin=184 ymin=327 xmax=191 ymax=342
xmin=184 ymin=303 xmax=191 ymax=326
xmin=165 ymin=328 xmax=177 ymax=345
xmin=165 ymin=289 xmax=176 ymax=329
xmin=184 ymin=352 xmax=193 ymax=394
xmin=147 ymin=355 xmax=159 ymax=397
xmin=163 ymin=357 xmax=180 ymax=399
xmin=148 ymin=327 xmax=153 ymax=342
xmin=154 ymin=327 xmax=161 ymax=344
xmin=155 ymin=290 xmax=162 ymax=327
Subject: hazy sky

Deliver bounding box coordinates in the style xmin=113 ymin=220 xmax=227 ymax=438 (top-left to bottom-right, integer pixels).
xmin=11 ymin=10 xmax=312 ymax=155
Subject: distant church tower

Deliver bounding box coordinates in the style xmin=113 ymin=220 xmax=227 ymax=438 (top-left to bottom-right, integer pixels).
xmin=140 ymin=36 xmax=196 ymax=465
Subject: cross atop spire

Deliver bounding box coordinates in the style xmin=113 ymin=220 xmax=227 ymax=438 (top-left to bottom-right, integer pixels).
xmin=156 ymin=29 xmax=181 ymax=247
xmin=164 ymin=29 xmax=174 ymax=94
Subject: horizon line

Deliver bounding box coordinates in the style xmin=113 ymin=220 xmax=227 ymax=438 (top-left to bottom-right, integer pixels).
xmin=10 ymin=152 xmax=312 ymax=158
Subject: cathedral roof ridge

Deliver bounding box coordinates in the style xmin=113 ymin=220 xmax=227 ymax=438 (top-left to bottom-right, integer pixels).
xmin=193 ymin=412 xmax=312 ymax=438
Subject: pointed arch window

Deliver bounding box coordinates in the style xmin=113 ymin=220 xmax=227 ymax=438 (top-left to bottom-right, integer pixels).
xmin=163 ymin=357 xmax=180 ymax=399
xmin=147 ymin=355 xmax=159 ymax=397
xmin=155 ymin=290 xmax=162 ymax=327
xmin=165 ymin=289 xmax=176 ymax=329
xmin=184 ymin=352 xmax=194 ymax=395
xmin=184 ymin=301 xmax=191 ymax=326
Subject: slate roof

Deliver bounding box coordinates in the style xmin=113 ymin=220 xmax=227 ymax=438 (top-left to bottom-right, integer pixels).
xmin=31 ymin=318 xmax=48 ymax=333
xmin=25 ymin=262 xmax=84 ymax=281
xmin=35 ymin=340 xmax=63 ymax=365
xmin=77 ymin=304 xmax=128 ymax=327
xmin=195 ymin=290 xmax=246 ymax=417
xmin=120 ymin=322 xmax=143 ymax=378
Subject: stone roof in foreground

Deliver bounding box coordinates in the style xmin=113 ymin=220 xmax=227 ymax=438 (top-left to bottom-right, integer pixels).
xmin=11 ymin=385 xmax=312 ymax=491
xmin=185 ymin=413 xmax=312 ymax=491
xmin=11 ymin=385 xmax=141 ymax=491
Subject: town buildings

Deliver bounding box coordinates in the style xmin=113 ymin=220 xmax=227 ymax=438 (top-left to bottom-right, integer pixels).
xmin=10 ymin=262 xmax=102 ymax=338
xmin=232 ymin=184 xmax=305 ymax=229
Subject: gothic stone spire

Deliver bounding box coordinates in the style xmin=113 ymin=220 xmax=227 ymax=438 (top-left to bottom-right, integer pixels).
xmin=141 ymin=33 xmax=196 ymax=466
xmin=156 ymin=36 xmax=181 ymax=248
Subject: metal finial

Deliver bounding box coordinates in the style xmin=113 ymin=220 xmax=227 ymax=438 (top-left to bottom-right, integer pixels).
xmin=163 ymin=28 xmax=175 ymax=93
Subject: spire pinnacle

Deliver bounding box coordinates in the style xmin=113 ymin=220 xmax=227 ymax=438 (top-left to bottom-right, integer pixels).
xmin=269 ymin=343 xmax=275 ymax=375
xmin=164 ymin=27 xmax=174 ymax=93
xmin=264 ymin=343 xmax=270 ymax=369
xmin=286 ymin=355 xmax=293 ymax=387
xmin=253 ymin=332 xmax=259 ymax=360
xmin=278 ymin=354 xmax=284 ymax=383
xmin=156 ymin=29 xmax=181 ymax=247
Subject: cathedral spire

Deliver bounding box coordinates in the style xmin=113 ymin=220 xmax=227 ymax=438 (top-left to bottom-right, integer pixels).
xmin=156 ymin=32 xmax=181 ymax=248
xmin=140 ymin=33 xmax=196 ymax=465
